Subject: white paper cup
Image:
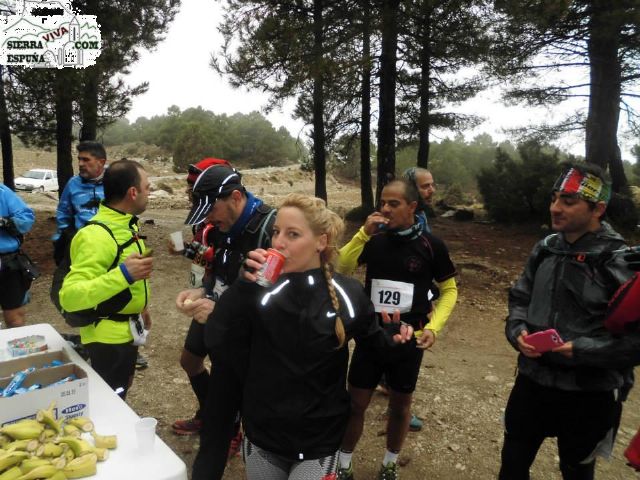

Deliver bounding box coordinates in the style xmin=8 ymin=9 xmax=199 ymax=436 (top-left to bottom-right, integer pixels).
xmin=170 ymin=231 xmax=184 ymax=252
xmin=135 ymin=417 xmax=157 ymax=453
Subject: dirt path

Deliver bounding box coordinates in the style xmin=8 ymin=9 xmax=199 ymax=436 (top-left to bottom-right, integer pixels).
xmin=9 ymin=161 xmax=640 ymax=479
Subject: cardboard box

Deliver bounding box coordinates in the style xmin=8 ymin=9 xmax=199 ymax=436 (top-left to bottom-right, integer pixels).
xmin=0 ymin=352 xmax=89 ymax=427
xmin=0 ymin=349 xmax=71 ymax=378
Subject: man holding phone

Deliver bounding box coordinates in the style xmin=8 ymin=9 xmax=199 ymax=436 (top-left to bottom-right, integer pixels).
xmin=500 ymin=163 xmax=640 ymax=480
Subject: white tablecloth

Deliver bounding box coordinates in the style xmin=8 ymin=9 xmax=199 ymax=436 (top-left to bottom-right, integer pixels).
xmin=0 ymin=323 xmax=187 ymax=480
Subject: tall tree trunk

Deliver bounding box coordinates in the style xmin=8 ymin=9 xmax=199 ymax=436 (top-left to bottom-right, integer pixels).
xmin=0 ymin=67 xmax=14 ymax=190
xmin=376 ymin=0 xmax=400 ymax=202
xmin=416 ymin=1 xmax=431 ymax=169
xmin=312 ymin=0 xmax=327 ymax=201
xmin=80 ymin=67 xmax=99 ymax=141
xmin=360 ymin=1 xmax=374 ymax=212
xmin=585 ymin=2 xmax=627 ymax=192
xmin=55 ymin=70 xmax=74 ymax=195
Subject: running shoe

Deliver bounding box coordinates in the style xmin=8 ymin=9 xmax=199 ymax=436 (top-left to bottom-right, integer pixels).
xmin=377 ymin=462 xmax=398 ymax=480
xmin=228 ymin=430 xmax=243 ymax=459
xmin=337 ymin=464 xmax=354 ymax=480
xmin=172 ymin=417 xmax=202 ymax=435
xmin=135 ymin=352 xmax=148 ymax=370
xmin=409 ymin=414 xmax=423 ymax=432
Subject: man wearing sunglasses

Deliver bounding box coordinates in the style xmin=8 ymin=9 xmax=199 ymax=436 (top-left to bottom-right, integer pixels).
xmin=174 ymin=164 xmax=275 ymax=480
xmin=171 ymin=158 xmax=231 ymax=437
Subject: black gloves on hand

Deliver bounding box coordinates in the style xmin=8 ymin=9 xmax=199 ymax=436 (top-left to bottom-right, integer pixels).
xmin=624 ymin=252 xmax=640 ymax=271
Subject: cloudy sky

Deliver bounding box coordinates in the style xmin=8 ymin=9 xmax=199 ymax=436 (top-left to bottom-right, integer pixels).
xmin=124 ymin=0 xmax=636 ymax=161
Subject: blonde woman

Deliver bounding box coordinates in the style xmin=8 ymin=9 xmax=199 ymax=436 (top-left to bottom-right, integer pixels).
xmin=205 ymin=193 xmax=412 ymax=480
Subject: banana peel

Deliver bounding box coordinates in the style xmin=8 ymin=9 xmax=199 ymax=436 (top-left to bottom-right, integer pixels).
xmin=36 ymin=402 xmax=63 ymax=435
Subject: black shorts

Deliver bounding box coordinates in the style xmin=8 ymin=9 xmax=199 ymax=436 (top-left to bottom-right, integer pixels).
xmin=184 ymin=319 xmax=207 ymax=358
xmin=0 ymin=267 xmax=31 ymax=310
xmin=348 ymin=338 xmax=424 ymax=394
xmin=85 ymin=342 xmax=138 ymax=398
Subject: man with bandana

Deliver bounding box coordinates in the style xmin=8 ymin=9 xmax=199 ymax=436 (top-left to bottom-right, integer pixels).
xmin=499 ymin=163 xmax=640 ymax=480
xmin=336 ymin=178 xmax=458 ymax=480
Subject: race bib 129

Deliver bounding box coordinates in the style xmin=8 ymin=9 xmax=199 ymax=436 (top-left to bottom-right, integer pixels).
xmin=371 ymin=279 xmax=414 ymax=313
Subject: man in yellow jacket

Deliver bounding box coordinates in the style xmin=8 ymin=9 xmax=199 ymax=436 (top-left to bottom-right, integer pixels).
xmin=60 ymin=159 xmax=152 ymax=399
xmin=337 ymin=179 xmax=458 ymax=480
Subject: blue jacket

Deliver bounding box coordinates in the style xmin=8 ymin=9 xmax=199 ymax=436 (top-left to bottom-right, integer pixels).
xmin=53 ymin=176 xmax=104 ymax=241
xmin=0 ymin=184 xmax=35 ymax=254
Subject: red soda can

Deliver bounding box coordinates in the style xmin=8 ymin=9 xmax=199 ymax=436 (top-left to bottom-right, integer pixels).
xmin=256 ymin=249 xmax=286 ymax=287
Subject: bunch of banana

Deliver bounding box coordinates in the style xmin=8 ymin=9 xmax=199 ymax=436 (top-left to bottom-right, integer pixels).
xmin=0 ymin=401 xmax=120 ymax=479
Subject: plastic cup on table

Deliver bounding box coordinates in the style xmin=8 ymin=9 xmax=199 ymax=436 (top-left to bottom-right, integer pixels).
xmin=170 ymin=231 xmax=184 ymax=252
xmin=135 ymin=417 xmax=157 ymax=453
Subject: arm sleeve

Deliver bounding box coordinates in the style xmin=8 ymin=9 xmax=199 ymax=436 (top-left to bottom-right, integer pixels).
xmin=205 ymin=280 xmax=258 ymax=379
xmin=572 ymin=332 xmax=640 ymax=369
xmin=59 ymin=226 xmax=130 ymax=312
xmin=53 ymin=183 xmax=74 ymax=240
xmin=337 ymin=226 xmax=370 ymax=275
xmin=6 ymin=191 xmax=35 ymax=234
xmin=571 ymin=256 xmax=640 ymax=369
xmin=425 ymin=277 xmax=457 ymax=335
xmin=505 ymin=243 xmax=541 ymax=350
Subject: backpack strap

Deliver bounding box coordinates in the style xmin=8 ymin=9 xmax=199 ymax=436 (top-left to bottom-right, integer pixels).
xmin=533 ymin=233 xmax=620 ymax=294
xmin=256 ymin=207 xmax=276 ymax=249
xmin=242 ymin=204 xmax=275 ymax=249
xmin=84 ymin=221 xmax=138 ymax=270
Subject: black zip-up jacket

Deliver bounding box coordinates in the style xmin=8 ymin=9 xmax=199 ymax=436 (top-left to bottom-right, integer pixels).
xmin=506 ymin=222 xmax=640 ymax=393
xmin=206 ymin=268 xmax=396 ymax=461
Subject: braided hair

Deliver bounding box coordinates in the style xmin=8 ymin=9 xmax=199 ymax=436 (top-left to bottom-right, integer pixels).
xmin=279 ymin=193 xmax=346 ymax=347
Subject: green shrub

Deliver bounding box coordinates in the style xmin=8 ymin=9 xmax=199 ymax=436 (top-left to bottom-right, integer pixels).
xmin=477 ymin=140 xmax=562 ymax=224
xmin=441 ymin=183 xmax=473 ymax=206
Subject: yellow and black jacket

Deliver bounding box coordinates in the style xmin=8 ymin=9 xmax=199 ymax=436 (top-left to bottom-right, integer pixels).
xmin=60 ymin=203 xmax=149 ymax=345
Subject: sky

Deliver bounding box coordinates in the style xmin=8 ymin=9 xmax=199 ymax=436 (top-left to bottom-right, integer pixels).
xmin=124 ymin=0 xmax=637 ymax=162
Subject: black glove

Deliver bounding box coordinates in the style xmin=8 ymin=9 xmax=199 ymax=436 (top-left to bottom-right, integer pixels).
xmin=624 ymin=252 xmax=640 ymax=271
xmin=0 ymin=217 xmax=20 ymax=237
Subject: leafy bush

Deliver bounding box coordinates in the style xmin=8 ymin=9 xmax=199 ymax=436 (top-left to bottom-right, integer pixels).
xmin=441 ymin=183 xmax=473 ymax=206
xmin=477 ymin=140 xmax=563 ymax=224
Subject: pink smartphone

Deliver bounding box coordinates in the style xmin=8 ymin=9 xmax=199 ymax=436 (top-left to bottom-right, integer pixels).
xmin=524 ymin=329 xmax=564 ymax=353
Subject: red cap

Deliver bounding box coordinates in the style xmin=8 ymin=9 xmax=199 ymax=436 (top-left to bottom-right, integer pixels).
xmin=187 ymin=158 xmax=231 ymax=185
